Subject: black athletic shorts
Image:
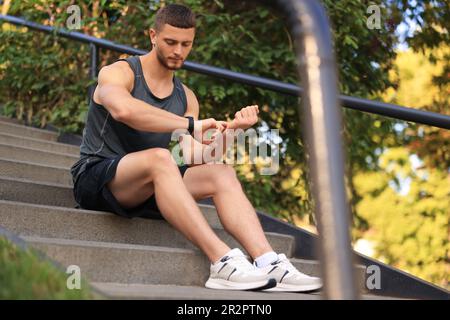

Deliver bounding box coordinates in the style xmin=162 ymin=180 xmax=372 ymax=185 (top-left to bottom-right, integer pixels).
xmin=73 ymin=156 xmax=189 ymax=219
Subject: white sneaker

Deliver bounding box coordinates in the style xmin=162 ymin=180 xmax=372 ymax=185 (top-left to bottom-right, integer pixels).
xmin=205 ymin=248 xmax=277 ymax=291
xmin=256 ymin=254 xmax=323 ymax=292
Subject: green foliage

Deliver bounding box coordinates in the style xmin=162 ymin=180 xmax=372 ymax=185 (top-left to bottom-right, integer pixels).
xmin=389 ymin=0 xmax=449 ymax=51
xmin=0 ymin=237 xmax=97 ymax=299
xmin=353 ymin=148 xmax=449 ymax=288
xmin=0 ymin=24 xmax=91 ymax=132
xmin=381 ymin=47 xmax=450 ymax=171
xmin=339 ymin=13 xmax=450 ymax=288
xmin=352 ymin=45 xmax=450 ymax=288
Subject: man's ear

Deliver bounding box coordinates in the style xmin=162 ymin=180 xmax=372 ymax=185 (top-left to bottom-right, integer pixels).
xmin=149 ymin=28 xmax=157 ymax=46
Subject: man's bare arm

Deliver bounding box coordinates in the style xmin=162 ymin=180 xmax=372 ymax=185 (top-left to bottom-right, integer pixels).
xmin=96 ymin=62 xmax=190 ymax=133
xmin=179 ymin=85 xmax=206 ymax=165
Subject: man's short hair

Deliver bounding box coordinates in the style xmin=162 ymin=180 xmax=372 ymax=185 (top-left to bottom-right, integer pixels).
xmin=154 ymin=4 xmax=196 ymax=32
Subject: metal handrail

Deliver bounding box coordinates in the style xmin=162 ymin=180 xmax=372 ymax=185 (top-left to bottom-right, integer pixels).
xmin=1 ymin=14 xmax=449 ymax=129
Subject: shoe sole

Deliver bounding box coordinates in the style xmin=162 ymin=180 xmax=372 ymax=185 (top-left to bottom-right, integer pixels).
xmin=248 ymin=278 xmax=277 ymax=291
xmin=263 ymin=282 xmax=323 ymax=293
xmin=205 ymin=278 xmax=277 ymax=291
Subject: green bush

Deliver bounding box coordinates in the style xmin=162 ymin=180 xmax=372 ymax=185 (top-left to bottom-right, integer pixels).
xmin=0 ymin=236 xmax=98 ymax=299
xmin=0 ymin=24 xmax=92 ymax=133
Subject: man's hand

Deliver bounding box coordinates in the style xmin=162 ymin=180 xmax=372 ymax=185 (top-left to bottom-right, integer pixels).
xmin=200 ymin=105 xmax=260 ymax=145
xmin=193 ymin=118 xmax=227 ymax=143
xmin=227 ymin=105 xmax=259 ymax=130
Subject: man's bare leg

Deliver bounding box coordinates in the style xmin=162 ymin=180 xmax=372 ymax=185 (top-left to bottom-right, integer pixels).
xmin=182 ymin=163 xmax=274 ymax=260
xmin=106 ymin=148 xmax=230 ymax=263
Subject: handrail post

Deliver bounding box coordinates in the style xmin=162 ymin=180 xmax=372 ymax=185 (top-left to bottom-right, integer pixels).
xmin=88 ymin=42 xmax=99 ymax=104
xmin=273 ymin=0 xmax=359 ymax=299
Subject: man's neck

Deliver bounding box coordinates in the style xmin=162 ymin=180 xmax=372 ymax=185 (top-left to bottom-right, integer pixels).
xmin=140 ymin=51 xmax=174 ymax=84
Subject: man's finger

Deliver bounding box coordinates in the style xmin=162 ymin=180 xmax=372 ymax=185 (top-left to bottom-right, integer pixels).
xmin=242 ymin=107 xmax=251 ymax=119
xmin=217 ymin=121 xmax=228 ymax=131
xmin=248 ymin=107 xmax=255 ymax=118
xmin=249 ymin=106 xmax=257 ymax=118
xmin=215 ymin=123 xmax=225 ymax=132
xmin=204 ymin=118 xmax=217 ymax=129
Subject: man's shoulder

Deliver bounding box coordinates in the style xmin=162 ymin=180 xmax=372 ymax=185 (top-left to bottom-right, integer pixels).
xmin=181 ymin=83 xmax=196 ymax=99
xmin=97 ymin=59 xmax=134 ymax=90
xmin=181 ymin=83 xmax=199 ymax=114
xmin=104 ymin=60 xmax=133 ymax=77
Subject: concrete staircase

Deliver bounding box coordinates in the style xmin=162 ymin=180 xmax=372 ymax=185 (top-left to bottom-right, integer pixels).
xmin=0 ymin=117 xmax=393 ymax=300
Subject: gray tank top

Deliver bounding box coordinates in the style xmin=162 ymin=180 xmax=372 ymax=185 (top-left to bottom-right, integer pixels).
xmin=70 ymin=55 xmax=187 ymax=183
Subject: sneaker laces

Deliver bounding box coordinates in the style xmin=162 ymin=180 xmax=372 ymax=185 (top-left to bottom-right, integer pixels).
xmin=272 ymin=254 xmax=304 ymax=275
xmin=226 ymin=255 xmax=255 ymax=273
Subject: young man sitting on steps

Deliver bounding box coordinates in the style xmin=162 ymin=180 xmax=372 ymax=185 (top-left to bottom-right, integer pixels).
xmin=70 ymin=3 xmax=322 ymax=292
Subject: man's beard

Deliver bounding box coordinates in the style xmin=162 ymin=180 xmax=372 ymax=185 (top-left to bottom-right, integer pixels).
xmin=155 ymin=48 xmax=183 ymax=71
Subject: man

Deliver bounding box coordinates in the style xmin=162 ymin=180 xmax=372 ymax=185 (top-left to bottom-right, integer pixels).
xmin=71 ymin=3 xmax=322 ymax=292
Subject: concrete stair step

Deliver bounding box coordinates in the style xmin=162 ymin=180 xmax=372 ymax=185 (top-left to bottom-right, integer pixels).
xmin=0 ymin=178 xmax=221 ymax=227
xmin=24 ymin=236 xmax=207 ymax=286
xmin=24 ymin=236 xmax=357 ymax=289
xmin=0 ymin=177 xmax=226 ymax=227
xmin=0 ymin=158 xmax=72 ymax=185
xmin=0 ymin=120 xmax=58 ymax=141
xmin=0 ymin=200 xmax=294 ymax=257
xmin=0 ymin=142 xmax=78 ymax=167
xmin=0 ymin=115 xmax=25 ymax=125
xmin=91 ymin=282 xmax=402 ymax=300
xmin=0 ymin=178 xmax=262 ymax=232
xmin=0 ymin=176 xmax=75 ymax=207
xmin=91 ymin=282 xmax=321 ymax=300
xmin=0 ymin=132 xmax=79 ymax=155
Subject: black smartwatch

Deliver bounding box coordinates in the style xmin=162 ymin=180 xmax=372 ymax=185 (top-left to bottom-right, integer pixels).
xmin=185 ymin=116 xmax=194 ymax=135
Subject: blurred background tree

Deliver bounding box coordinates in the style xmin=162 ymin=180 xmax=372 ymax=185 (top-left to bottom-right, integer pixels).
xmin=0 ymin=0 xmax=448 ymax=288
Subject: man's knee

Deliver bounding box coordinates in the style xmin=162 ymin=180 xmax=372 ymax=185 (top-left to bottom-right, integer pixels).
xmin=147 ymin=148 xmax=172 ymax=161
xmin=212 ymin=164 xmax=241 ymax=191
xmin=144 ymin=148 xmax=178 ymax=173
